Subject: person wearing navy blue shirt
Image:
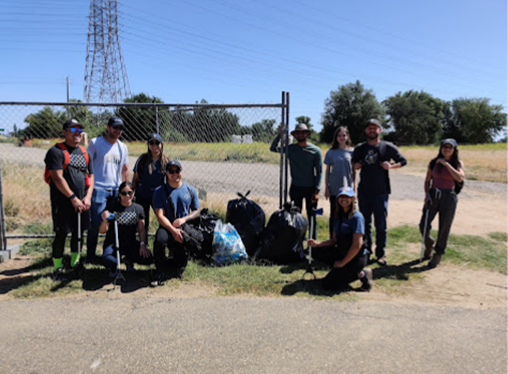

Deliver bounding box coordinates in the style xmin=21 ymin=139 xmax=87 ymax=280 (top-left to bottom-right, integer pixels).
xmin=308 ymin=186 xmax=372 ymax=291
xmin=132 ymin=133 xmax=170 ymax=233
xmin=151 ymin=160 xmax=200 ymax=286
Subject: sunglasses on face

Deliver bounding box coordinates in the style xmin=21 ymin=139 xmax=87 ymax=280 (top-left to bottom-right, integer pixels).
xmin=293 ymin=131 xmax=307 ymax=135
xmin=68 ymin=127 xmax=84 ymax=134
xmin=119 ymin=190 xmax=134 ymax=196
xmin=111 ymin=125 xmax=123 ymax=131
xmin=167 ymin=168 xmax=181 ymax=174
xmin=149 ymin=140 xmax=160 ymax=146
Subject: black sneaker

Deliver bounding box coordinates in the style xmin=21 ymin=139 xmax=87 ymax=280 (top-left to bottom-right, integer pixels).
xmin=151 ymin=271 xmax=166 ymax=287
xmin=360 ymin=268 xmax=373 ymax=292
xmin=52 ymin=268 xmax=67 ymax=281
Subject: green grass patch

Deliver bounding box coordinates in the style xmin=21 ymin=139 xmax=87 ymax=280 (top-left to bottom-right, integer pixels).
xmin=488 ymin=232 xmax=508 ymax=243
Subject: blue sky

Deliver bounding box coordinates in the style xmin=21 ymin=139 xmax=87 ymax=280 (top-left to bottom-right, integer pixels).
xmin=1 ymin=0 xmax=506 ymax=134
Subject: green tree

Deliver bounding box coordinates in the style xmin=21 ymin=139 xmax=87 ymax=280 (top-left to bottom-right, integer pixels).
xmin=320 ymin=80 xmax=384 ymax=145
xmin=443 ymin=98 xmax=507 ymax=144
xmin=22 ymin=106 xmax=66 ymax=138
xmin=383 ymin=90 xmax=444 ymax=145
xmin=117 ymin=93 xmax=164 ymax=141
xmin=251 ymin=119 xmax=276 ymax=142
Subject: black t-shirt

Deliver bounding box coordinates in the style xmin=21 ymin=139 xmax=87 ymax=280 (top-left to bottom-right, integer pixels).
xmin=352 ymin=140 xmax=407 ymax=196
xmin=104 ymin=200 xmax=145 ymax=248
xmin=44 ymin=143 xmax=94 ymax=202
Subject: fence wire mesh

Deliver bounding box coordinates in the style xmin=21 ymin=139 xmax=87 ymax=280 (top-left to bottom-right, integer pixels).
xmin=0 ymin=101 xmax=288 ymax=241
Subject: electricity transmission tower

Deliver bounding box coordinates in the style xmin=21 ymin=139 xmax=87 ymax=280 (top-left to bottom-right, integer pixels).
xmin=84 ymin=0 xmax=131 ymax=103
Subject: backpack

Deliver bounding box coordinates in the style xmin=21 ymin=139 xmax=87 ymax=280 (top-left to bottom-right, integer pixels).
xmin=44 ymin=142 xmax=91 ymax=188
xmin=185 ymin=209 xmax=220 ymax=261
xmin=226 ymin=190 xmax=266 ymax=257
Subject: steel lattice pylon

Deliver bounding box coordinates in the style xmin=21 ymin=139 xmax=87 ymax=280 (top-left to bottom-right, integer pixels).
xmin=84 ymin=0 xmax=131 ymax=103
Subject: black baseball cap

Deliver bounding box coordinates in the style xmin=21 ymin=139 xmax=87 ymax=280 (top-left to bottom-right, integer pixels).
xmin=166 ymin=160 xmax=182 ymax=171
xmin=63 ymin=119 xmax=84 ymax=130
xmin=108 ymin=116 xmax=124 ymax=127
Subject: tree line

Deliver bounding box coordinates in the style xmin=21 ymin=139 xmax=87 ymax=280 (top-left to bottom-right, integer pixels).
xmin=17 ymin=82 xmax=506 ymax=145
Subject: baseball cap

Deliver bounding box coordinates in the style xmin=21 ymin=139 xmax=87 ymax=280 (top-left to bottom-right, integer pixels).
xmin=441 ymin=138 xmax=458 ymax=148
xmin=166 ymin=160 xmax=182 ymax=171
xmin=108 ymin=116 xmax=124 ymax=127
xmin=148 ymin=133 xmax=163 ymax=143
xmin=62 ymin=119 xmax=84 ymax=130
xmin=337 ymin=186 xmax=355 ymax=198
xmin=366 ymin=119 xmax=382 ymax=128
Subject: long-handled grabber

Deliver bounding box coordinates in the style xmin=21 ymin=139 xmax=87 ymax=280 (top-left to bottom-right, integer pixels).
xmin=302 ymin=207 xmax=324 ymax=280
xmin=420 ymin=204 xmax=430 ymax=262
xmin=108 ymin=213 xmax=125 ymax=288
xmin=75 ymin=211 xmax=85 ymax=276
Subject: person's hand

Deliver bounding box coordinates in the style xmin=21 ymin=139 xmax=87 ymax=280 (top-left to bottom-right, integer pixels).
xmin=307 ymin=239 xmax=318 ymax=247
xmin=173 ymin=218 xmax=186 ymax=228
xmin=101 ymin=210 xmax=111 ymax=222
xmin=277 ymin=125 xmax=282 ymax=136
xmin=436 ymin=158 xmax=447 ymax=166
xmin=324 ymin=187 xmax=330 ymax=199
xmin=381 ymin=161 xmax=391 ymax=170
xmin=172 ymin=228 xmax=184 ymax=243
xmin=312 ymin=190 xmax=319 ymax=203
xmin=82 ymin=196 xmax=91 ymax=211
xmin=71 ymin=197 xmax=86 ymax=213
xmin=139 ymin=243 xmax=151 ymax=258
xmin=333 ymin=260 xmax=344 ymax=268
xmin=353 ymin=162 xmax=362 ymax=170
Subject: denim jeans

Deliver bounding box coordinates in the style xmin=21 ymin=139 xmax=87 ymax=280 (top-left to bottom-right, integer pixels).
xmin=358 ymin=192 xmax=388 ymax=259
xmin=87 ymin=188 xmax=118 ymax=258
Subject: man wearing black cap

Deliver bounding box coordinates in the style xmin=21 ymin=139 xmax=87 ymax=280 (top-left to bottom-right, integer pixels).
xmin=151 ymin=160 xmax=200 ymax=285
xmin=86 ymin=116 xmax=130 ymax=264
xmin=44 ymin=119 xmax=94 ymax=280
xmin=352 ymin=119 xmax=407 ymax=266
xmin=270 ymin=123 xmax=322 ymax=236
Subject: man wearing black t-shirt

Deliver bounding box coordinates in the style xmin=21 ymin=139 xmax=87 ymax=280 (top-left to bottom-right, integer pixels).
xmin=44 ymin=119 xmax=94 ymax=280
xmin=352 ymin=119 xmax=407 ymax=266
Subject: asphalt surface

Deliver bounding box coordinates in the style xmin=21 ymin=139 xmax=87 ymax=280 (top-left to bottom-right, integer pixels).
xmin=0 ymin=296 xmax=506 ymax=373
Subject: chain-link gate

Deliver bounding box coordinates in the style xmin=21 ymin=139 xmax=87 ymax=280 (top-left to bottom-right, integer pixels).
xmin=0 ymin=94 xmax=291 ymax=248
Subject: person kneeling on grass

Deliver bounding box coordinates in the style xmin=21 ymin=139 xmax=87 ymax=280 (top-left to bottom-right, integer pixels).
xmin=150 ymin=160 xmax=200 ymax=286
xmin=307 ymin=186 xmax=372 ymax=292
xmin=99 ymin=181 xmax=153 ymax=278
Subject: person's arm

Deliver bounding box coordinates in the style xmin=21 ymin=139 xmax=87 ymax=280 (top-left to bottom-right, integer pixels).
xmin=351 ymin=146 xmax=363 ymax=171
xmin=423 ymin=165 xmax=432 ymax=204
xmin=132 ymin=171 xmax=139 ymax=191
xmin=49 ymin=169 xmax=86 ymax=212
xmin=269 ymin=133 xmax=281 ymax=153
xmin=307 ymin=230 xmax=337 ymax=249
xmin=172 ymin=208 xmax=201 ymax=228
xmin=121 ymin=163 xmax=130 ymax=182
xmin=437 ymin=159 xmax=465 ymax=182
xmin=99 ymin=209 xmax=110 ymax=234
xmin=381 ymin=143 xmax=408 ymax=171
xmin=324 ymin=164 xmax=331 ymax=199
xmin=154 ymin=208 xmax=183 ymax=243
xmin=313 ymin=148 xmax=323 ymax=203
xmin=83 ymin=174 xmax=94 ymax=211
xmin=333 ymin=233 xmax=363 ymax=268
xmin=137 ymin=218 xmax=151 ymax=258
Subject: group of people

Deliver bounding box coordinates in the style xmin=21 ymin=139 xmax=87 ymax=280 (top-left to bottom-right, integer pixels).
xmin=45 ymin=115 xmax=465 ymax=292
xmin=270 ymin=119 xmax=465 ymax=291
xmin=44 ymin=117 xmax=200 ymax=286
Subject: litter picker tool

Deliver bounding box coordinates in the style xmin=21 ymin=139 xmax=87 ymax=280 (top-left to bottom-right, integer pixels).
xmin=108 ymin=213 xmax=125 ymax=288
xmin=420 ymin=205 xmax=429 ymax=262
xmin=302 ymin=207 xmax=324 ymax=280
xmin=75 ymin=211 xmax=84 ymax=276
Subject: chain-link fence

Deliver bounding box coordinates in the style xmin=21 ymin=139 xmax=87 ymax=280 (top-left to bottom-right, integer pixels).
xmin=0 ymin=96 xmax=291 ymax=247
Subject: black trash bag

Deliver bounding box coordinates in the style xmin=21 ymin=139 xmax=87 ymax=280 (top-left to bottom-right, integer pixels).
xmin=186 ymin=208 xmax=221 ymax=260
xmin=254 ymin=202 xmax=308 ymax=264
xmin=226 ymin=190 xmax=266 ymax=256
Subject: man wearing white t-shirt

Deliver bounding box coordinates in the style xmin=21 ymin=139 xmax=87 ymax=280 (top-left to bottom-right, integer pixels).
xmin=86 ymin=116 xmax=130 ymax=263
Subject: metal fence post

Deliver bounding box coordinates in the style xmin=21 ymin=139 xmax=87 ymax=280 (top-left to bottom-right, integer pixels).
xmin=155 ymin=104 xmax=159 ymax=135
xmin=284 ymin=91 xmax=290 ymax=204
xmin=279 ymin=91 xmax=285 ymax=209
xmin=0 ymin=161 xmax=7 ymax=251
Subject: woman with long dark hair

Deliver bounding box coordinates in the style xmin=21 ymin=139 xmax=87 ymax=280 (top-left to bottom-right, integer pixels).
xmin=420 ymin=139 xmax=465 ymax=269
xmin=324 ymin=126 xmax=353 ymax=236
xmin=100 ymin=181 xmax=152 ymax=277
xmin=132 ymin=133 xmax=169 ymax=232
xmin=308 ymin=186 xmax=372 ymax=291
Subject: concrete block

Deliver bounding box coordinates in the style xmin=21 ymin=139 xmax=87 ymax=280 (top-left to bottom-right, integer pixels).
xmin=0 ymin=244 xmax=20 ymax=263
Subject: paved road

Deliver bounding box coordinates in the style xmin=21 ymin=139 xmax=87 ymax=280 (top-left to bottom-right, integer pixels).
xmin=0 ymin=296 xmax=505 ymax=373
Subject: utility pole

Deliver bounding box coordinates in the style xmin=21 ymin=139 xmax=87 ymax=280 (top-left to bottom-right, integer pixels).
xmin=84 ymin=0 xmax=131 ymax=103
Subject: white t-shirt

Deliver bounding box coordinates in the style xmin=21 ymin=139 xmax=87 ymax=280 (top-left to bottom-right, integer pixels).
xmin=87 ymin=136 xmax=128 ymax=189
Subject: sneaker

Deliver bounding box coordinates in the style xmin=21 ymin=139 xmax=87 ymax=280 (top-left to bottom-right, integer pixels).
xmin=52 ymin=268 xmax=67 ymax=281
xmin=360 ymin=268 xmax=373 ymax=292
xmin=428 ymin=253 xmax=442 ymax=269
xmin=423 ymin=244 xmax=433 ymax=260
xmin=150 ymin=271 xmax=166 ymax=287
